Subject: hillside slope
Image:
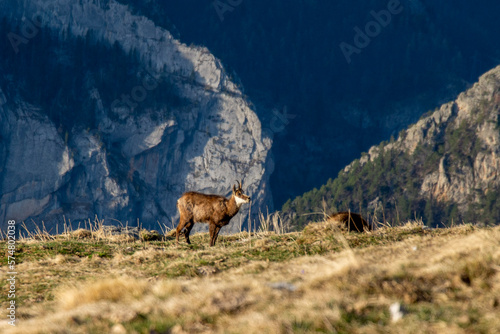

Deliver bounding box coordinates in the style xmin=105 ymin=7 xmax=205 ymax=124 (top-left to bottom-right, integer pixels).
xmin=1 ymin=222 xmax=499 ymax=333
xmin=283 ymin=65 xmax=500 ymax=228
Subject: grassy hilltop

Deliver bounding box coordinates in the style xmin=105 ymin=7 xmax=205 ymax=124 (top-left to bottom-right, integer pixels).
xmin=1 ymin=220 xmax=500 ymax=333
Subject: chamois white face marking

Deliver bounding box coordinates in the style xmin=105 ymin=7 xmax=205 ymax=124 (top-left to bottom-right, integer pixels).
xmin=235 ymin=194 xmax=250 ymax=206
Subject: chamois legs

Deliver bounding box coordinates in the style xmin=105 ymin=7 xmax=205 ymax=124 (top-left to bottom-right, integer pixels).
xmin=184 ymin=222 xmax=195 ymax=244
xmin=177 ymin=218 xmax=226 ymax=246
xmin=209 ymin=224 xmax=222 ymax=247
xmin=176 ymin=217 xmax=194 ymax=245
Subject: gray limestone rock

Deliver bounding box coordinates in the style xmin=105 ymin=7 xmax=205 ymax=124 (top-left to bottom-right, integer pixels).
xmin=0 ymin=0 xmax=273 ymax=233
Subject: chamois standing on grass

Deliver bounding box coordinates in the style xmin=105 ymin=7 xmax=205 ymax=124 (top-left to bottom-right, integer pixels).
xmin=176 ymin=180 xmax=251 ymax=246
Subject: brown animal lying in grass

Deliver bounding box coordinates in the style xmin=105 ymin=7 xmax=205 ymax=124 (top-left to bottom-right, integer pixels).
xmin=328 ymin=212 xmax=371 ymax=232
xmin=176 ymin=180 xmax=251 ymax=246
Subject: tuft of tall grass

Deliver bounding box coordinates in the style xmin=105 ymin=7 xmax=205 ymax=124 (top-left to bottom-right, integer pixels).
xmin=257 ymin=210 xmax=291 ymax=235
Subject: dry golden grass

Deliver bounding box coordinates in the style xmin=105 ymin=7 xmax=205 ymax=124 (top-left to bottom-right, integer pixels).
xmin=1 ymin=221 xmax=499 ymax=333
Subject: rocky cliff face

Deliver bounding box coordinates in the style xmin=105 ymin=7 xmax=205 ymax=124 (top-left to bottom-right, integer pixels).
xmin=357 ymin=66 xmax=500 ymax=211
xmin=283 ymin=66 xmax=500 ymax=227
xmin=0 ymin=0 xmax=273 ymax=233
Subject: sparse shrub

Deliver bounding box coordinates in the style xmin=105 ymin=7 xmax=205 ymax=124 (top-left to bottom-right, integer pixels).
xmin=140 ymin=229 xmax=163 ymax=241
xmin=71 ymin=229 xmax=92 ymax=239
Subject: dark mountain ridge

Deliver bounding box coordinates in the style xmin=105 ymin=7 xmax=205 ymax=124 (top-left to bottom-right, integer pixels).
xmin=283 ymin=66 xmax=500 ymax=228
